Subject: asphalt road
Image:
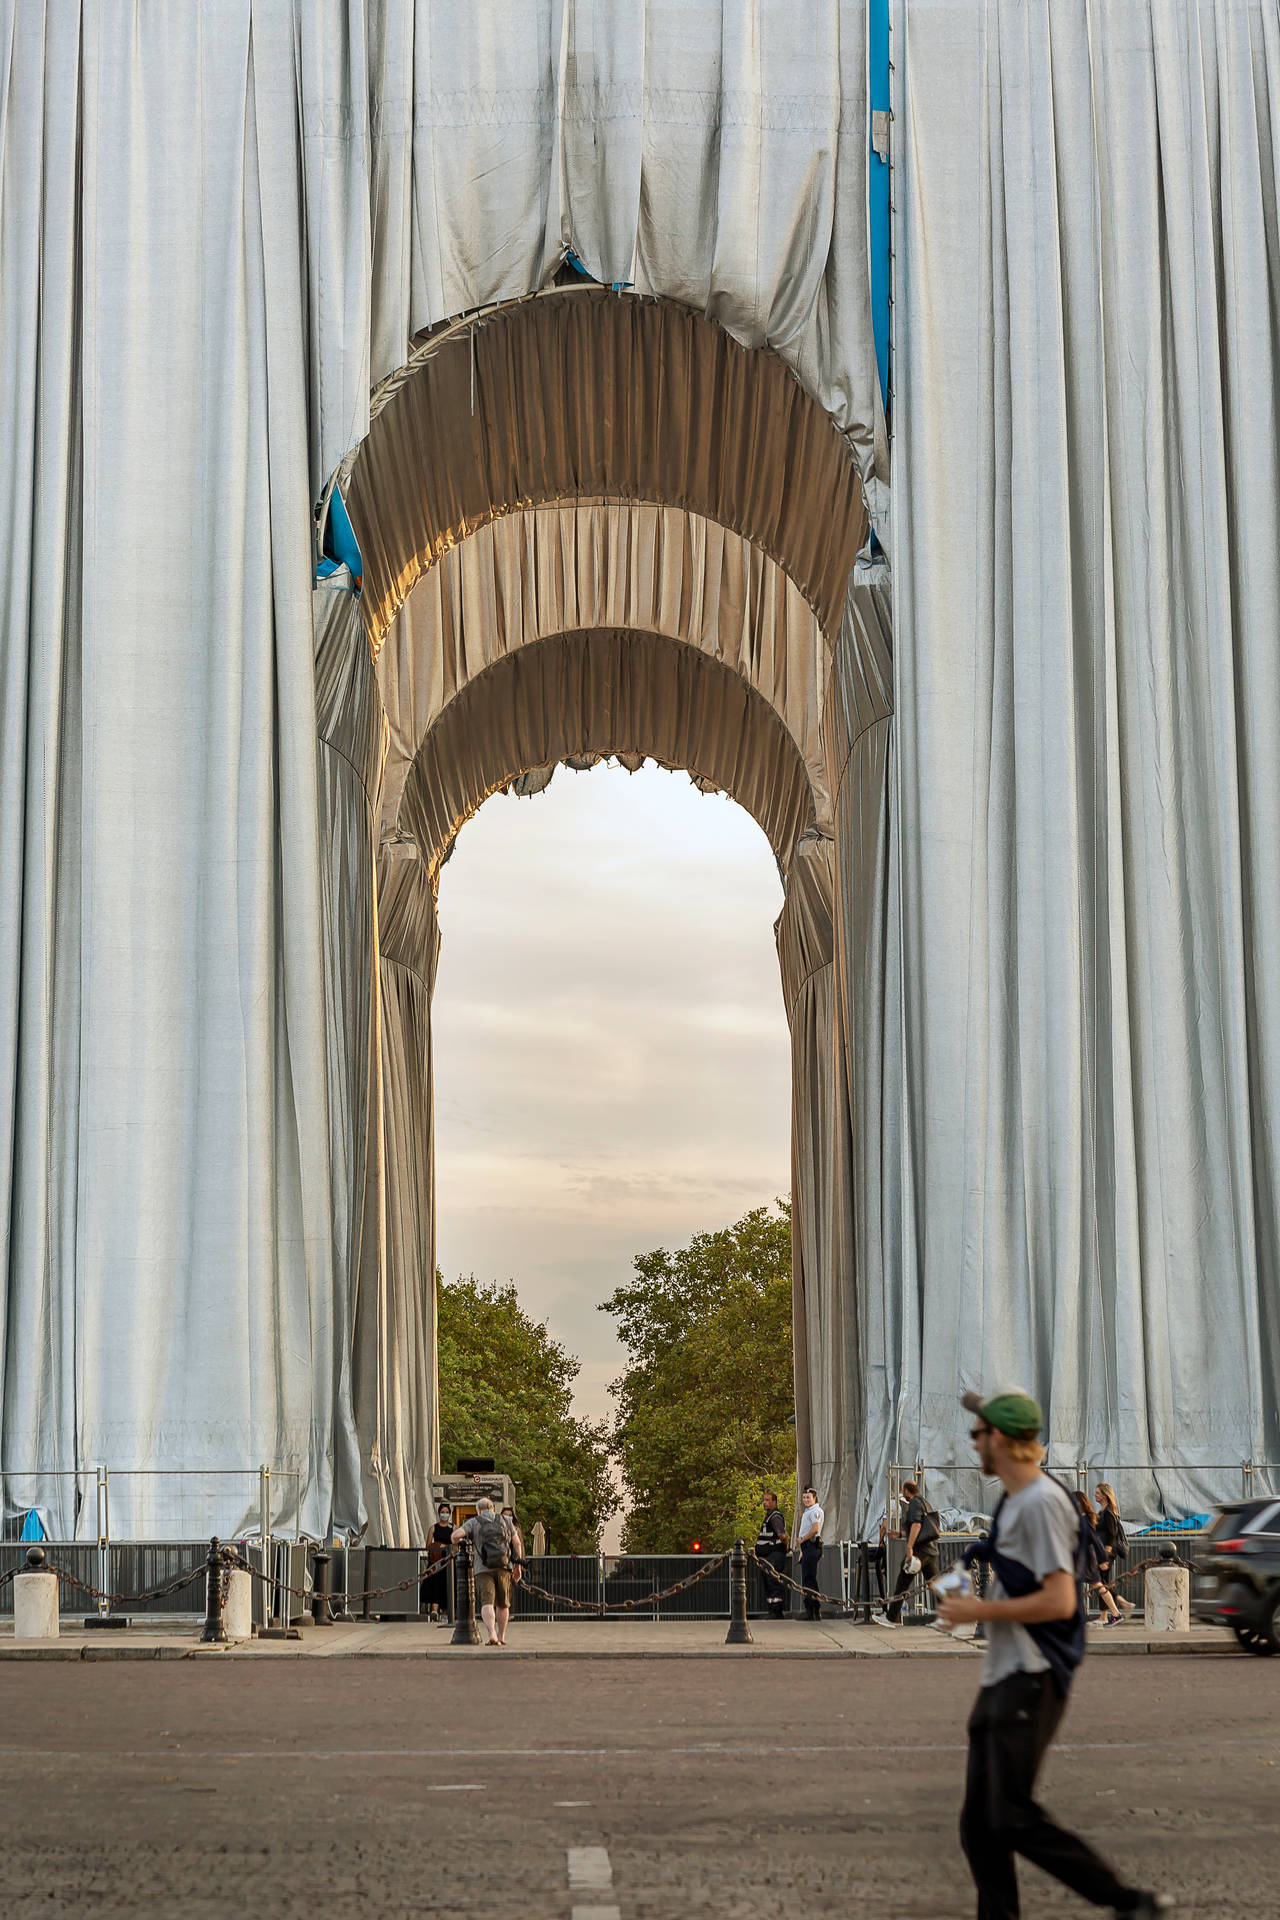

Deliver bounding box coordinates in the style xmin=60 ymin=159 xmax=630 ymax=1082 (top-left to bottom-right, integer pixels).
xmin=1 ymin=1654 xmax=1275 ymax=1917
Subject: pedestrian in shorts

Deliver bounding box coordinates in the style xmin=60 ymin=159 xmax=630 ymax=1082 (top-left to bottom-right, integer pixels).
xmin=452 ymin=1495 xmax=519 ymax=1647
xmin=937 ymin=1387 xmax=1171 ymax=1919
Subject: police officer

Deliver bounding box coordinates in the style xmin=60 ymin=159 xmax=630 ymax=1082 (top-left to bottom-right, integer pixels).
xmin=755 ymin=1490 xmax=790 ymax=1618
xmin=796 ymin=1486 xmax=825 ymax=1619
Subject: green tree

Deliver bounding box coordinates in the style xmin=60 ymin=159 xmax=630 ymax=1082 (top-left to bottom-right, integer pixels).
xmin=601 ymin=1202 xmax=796 ymax=1552
xmin=436 ymin=1273 xmax=617 ymax=1552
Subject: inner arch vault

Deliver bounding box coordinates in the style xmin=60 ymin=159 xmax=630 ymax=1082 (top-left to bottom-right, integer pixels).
xmin=319 ymin=288 xmax=891 ymax=1545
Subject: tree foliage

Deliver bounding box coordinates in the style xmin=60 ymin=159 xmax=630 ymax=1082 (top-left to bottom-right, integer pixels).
xmin=601 ymin=1202 xmax=796 ymax=1552
xmin=436 ymin=1274 xmax=617 ymax=1552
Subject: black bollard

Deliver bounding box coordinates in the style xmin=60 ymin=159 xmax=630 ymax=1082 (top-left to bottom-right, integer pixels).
xmin=24 ymin=1546 xmax=47 ymax=1571
xmin=200 ymin=1536 xmax=228 ymax=1645
xmin=450 ymin=1542 xmax=483 ymax=1646
xmin=310 ymin=1548 xmax=333 ymax=1627
xmin=855 ymin=1541 xmax=873 ymax=1624
xmin=725 ymin=1538 xmax=754 ymax=1645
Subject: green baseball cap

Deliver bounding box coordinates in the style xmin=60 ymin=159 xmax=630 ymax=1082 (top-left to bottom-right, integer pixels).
xmin=962 ymin=1386 xmax=1043 ymax=1437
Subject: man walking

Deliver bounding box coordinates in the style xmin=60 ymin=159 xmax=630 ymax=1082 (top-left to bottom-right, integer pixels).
xmin=937 ymin=1388 xmax=1171 ymax=1919
xmin=879 ymin=1478 xmax=941 ymax=1625
xmin=452 ymin=1495 xmax=519 ymax=1647
xmin=755 ymin=1489 xmax=790 ymax=1618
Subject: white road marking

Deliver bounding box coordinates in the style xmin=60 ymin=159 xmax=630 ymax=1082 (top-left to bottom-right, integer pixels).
xmin=567 ymin=1846 xmax=619 ymax=1920
xmin=567 ymin=1846 xmax=613 ymax=1889
xmin=2 ymin=1734 xmax=1275 ymax=1761
xmin=426 ymin=1783 xmax=484 ymax=1791
xmin=555 ymin=1799 xmax=594 ymax=1806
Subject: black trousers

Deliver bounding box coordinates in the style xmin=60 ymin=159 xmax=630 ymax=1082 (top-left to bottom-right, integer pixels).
xmin=961 ymin=1670 xmax=1137 ymax=1919
xmin=885 ymin=1544 xmax=938 ymax=1621
xmin=799 ymin=1541 xmax=823 ymax=1616
xmin=759 ymin=1549 xmax=788 ymax=1614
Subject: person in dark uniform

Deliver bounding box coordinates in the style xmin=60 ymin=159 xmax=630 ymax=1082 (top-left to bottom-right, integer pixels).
xmin=755 ymin=1489 xmax=790 ymax=1617
xmin=421 ymin=1502 xmax=454 ymax=1623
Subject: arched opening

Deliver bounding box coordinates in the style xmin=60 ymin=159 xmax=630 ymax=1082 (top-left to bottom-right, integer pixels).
xmin=430 ymin=761 xmax=793 ymax=1550
xmin=321 ymin=287 xmax=889 ymax=1546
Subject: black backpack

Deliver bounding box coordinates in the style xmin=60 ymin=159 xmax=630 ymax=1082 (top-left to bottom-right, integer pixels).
xmin=473 ymin=1513 xmax=511 ymax=1570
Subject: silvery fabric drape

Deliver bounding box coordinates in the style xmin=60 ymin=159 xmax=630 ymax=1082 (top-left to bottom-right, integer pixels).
xmin=0 ymin=5 xmax=340 ymax=1536
xmin=891 ymin=0 xmax=1280 ymax=1513
xmin=1 ymin=2 xmax=878 ymax=1538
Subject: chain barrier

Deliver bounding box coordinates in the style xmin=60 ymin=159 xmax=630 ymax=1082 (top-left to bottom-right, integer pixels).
xmin=3 ymin=1541 xmax=1185 ymax=1622
xmin=748 ymin=1546 xmax=1178 ymax=1620
xmin=516 ymin=1551 xmax=730 ymax=1615
xmin=746 ymin=1548 xmax=868 ymax=1616
xmin=0 ymin=1544 xmax=468 ymax=1614
xmin=223 ymin=1544 xmax=466 ymax=1609
xmin=38 ymin=1562 xmax=207 ymax=1611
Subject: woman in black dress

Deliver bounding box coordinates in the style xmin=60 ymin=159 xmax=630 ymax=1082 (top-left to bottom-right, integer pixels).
xmin=421 ymin=1502 xmax=454 ymax=1622
xmin=1093 ymin=1481 xmax=1135 ymax=1618
xmin=1074 ymin=1489 xmax=1121 ymax=1625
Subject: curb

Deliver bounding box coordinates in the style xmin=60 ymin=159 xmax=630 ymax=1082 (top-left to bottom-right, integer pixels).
xmin=0 ymin=1638 xmax=1243 ymax=1663
xmin=0 ymin=1644 xmax=192 ymax=1661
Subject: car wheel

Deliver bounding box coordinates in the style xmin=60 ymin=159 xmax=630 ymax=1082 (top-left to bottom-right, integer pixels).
xmin=1261 ymin=1592 xmax=1280 ymax=1657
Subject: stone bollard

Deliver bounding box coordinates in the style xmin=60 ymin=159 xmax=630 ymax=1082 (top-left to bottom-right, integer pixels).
xmin=13 ymin=1547 xmax=59 ymax=1639
xmin=223 ymin=1565 xmax=253 ymax=1641
xmin=1144 ymin=1542 xmax=1190 ymax=1632
xmin=724 ymin=1539 xmax=754 ymax=1645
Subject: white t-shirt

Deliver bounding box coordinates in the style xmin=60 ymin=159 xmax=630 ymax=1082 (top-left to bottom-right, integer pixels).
xmin=797 ymin=1502 xmax=824 ymax=1544
xmin=981 ymin=1473 xmax=1079 ymax=1687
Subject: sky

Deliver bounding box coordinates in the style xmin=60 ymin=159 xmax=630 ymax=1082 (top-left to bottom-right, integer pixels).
xmin=432 ymin=761 xmax=792 ymax=1450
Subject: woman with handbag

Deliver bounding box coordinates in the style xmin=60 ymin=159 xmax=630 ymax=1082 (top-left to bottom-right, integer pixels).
xmin=1093 ymin=1482 xmax=1136 ymax=1618
xmin=1073 ymin=1490 xmax=1122 ymax=1625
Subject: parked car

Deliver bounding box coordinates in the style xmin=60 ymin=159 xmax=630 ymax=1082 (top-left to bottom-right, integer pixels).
xmin=1192 ymin=1497 xmax=1280 ymax=1655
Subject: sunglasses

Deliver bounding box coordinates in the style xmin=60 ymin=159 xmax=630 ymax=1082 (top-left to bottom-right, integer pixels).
xmin=969 ymin=1424 xmax=993 ymax=1440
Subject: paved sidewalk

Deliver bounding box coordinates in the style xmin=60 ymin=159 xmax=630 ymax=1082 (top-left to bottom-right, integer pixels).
xmin=0 ymin=1616 xmax=1238 ymax=1659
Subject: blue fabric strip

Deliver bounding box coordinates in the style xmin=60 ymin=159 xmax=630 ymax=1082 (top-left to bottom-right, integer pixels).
xmin=318 ymin=486 xmax=362 ymax=587
xmin=869 ymin=0 xmax=891 ymax=416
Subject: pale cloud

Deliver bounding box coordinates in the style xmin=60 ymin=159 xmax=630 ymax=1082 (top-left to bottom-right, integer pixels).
xmin=432 ymin=762 xmax=792 ymax=1437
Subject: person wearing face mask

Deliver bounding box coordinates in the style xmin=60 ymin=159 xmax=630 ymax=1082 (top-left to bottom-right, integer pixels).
xmin=421 ymin=1503 xmax=454 ymax=1623
xmin=795 ymin=1485 xmax=824 ymax=1620
xmin=937 ymin=1387 xmax=1172 ymax=1920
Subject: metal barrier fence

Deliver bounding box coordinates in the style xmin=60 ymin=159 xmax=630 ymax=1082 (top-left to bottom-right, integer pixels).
xmin=325 ymin=1550 xmax=784 ymax=1622
xmin=0 ymin=1536 xmax=310 ymax=1620
xmin=511 ymin=1553 xmax=776 ymax=1620
xmin=504 ymin=1554 xmax=776 ymax=1620
xmin=1 ymin=1465 xmax=302 ymax=1616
